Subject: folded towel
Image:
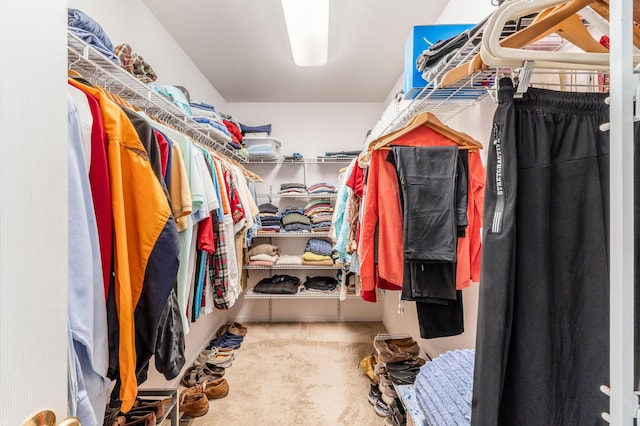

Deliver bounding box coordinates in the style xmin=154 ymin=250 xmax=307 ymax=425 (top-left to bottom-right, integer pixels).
xmin=302 ymin=259 xmax=334 ymax=266
xmin=250 ymin=253 xmax=279 ymax=263
xmin=276 ymin=254 xmax=303 ymax=265
xmin=248 ymin=260 xmax=275 ymax=267
xmin=302 ymin=252 xmax=333 ymax=262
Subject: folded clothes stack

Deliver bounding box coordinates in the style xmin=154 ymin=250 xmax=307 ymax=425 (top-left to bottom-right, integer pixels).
xmin=68 ymin=8 xmax=119 ymax=64
xmin=279 ymin=182 xmax=307 ymax=195
xmin=307 ymin=182 xmax=337 ymax=194
xmin=281 ymin=211 xmax=312 ymax=233
xmin=190 ymin=101 xmax=233 ymax=140
xmin=247 ymin=244 xmax=280 ymax=267
xmin=323 ymin=150 xmax=362 ymax=159
xmin=253 ymin=275 xmax=301 ymax=294
xmin=415 ymin=19 xmax=486 ymax=84
xmin=304 ymin=199 xmax=334 ymax=233
xmin=258 ymin=203 xmax=281 ymax=233
xmin=303 ymin=275 xmax=338 ymax=292
xmin=301 ymin=237 xmax=334 ymax=266
xmin=248 ymin=253 xmax=279 ymax=267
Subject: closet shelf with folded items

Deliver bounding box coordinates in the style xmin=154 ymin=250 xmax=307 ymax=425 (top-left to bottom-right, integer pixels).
xmin=67 ymin=31 xmax=248 ymax=163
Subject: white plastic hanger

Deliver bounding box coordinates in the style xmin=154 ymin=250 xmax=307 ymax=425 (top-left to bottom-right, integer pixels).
xmin=481 ymin=0 xmax=640 ymax=69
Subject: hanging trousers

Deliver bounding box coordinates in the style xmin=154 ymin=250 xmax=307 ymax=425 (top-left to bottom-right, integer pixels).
xmin=472 ymin=78 xmax=612 ymax=425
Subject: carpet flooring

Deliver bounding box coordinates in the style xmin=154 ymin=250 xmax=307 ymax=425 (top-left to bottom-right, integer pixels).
xmin=178 ymin=322 xmax=387 ymax=426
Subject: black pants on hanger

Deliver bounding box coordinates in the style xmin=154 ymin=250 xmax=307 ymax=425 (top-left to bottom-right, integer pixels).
xmin=472 ymin=78 xmax=613 ymax=426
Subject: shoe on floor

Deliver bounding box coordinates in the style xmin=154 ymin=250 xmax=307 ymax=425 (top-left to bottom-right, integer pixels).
xmin=207 ymin=332 xmax=244 ymax=350
xmin=202 ymin=377 xmax=230 ymax=399
xmin=374 ymin=398 xmax=392 ymax=417
xmin=228 ymin=322 xmax=248 ymax=336
xmin=374 ymin=336 xmax=420 ymax=356
xmin=378 ymin=343 xmax=420 ymax=364
xmin=122 ymin=412 xmax=156 ymax=426
xmin=179 ymin=385 xmax=209 ymax=418
xmin=216 ymin=322 xmax=248 ymax=337
xmin=367 ymin=383 xmax=382 ymax=405
xmin=380 ymin=378 xmax=398 ymax=406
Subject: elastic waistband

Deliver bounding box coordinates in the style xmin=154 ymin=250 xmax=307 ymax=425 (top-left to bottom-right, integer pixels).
xmin=519 ymin=86 xmax=609 ymax=113
xmin=497 ymin=77 xmax=609 ymax=112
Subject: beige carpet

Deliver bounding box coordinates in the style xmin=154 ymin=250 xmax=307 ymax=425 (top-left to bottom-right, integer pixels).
xmin=179 ymin=322 xmax=387 ymax=426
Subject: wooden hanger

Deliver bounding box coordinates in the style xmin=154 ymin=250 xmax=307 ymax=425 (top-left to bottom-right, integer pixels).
xmin=497 ymin=0 xmax=595 ymax=49
xmin=479 ymin=0 xmax=625 ymax=69
xmin=441 ymin=1 xmax=608 ymax=88
xmin=587 ymin=0 xmax=640 ymax=49
xmin=368 ymin=111 xmax=483 ymax=152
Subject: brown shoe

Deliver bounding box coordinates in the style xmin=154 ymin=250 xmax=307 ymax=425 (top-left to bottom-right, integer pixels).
xmin=386 ymin=337 xmax=420 ymax=355
xmin=128 ymin=398 xmax=164 ymax=418
xmin=179 ymin=386 xmax=209 ymax=418
xmin=123 ymin=412 xmax=156 ymax=426
xmin=227 ymin=322 xmax=248 ymax=337
xmin=378 ymin=343 xmax=420 ymax=364
xmin=202 ymin=377 xmax=230 ymax=399
xmin=374 ymin=337 xmax=420 ymax=356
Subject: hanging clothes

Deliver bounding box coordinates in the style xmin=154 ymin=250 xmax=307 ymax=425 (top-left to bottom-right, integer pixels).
xmin=359 ymin=125 xmax=485 ymax=302
xmin=472 ymin=78 xmax=614 ymax=426
xmin=388 ymin=145 xmax=468 ymax=339
xmin=68 ymin=78 xmax=177 ymax=413
xmin=67 ymin=93 xmax=111 ymax=426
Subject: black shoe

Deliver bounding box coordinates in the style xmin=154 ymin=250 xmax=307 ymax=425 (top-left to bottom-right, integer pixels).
xmin=368 ymin=383 xmax=382 ymax=405
xmin=389 ymin=398 xmax=406 ymax=425
xmin=374 ymin=398 xmax=392 ymax=417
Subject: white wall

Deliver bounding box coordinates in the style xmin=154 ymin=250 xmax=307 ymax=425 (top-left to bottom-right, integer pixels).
xmin=228 ymin=102 xmax=382 ymax=156
xmin=1 ymin=1 xmax=68 ymax=424
xmin=67 ymin=0 xmax=228 ymax=109
xmin=436 ymin=0 xmax=496 ymax=24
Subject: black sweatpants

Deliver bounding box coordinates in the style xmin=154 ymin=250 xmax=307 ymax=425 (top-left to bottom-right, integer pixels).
xmin=472 ymin=78 xmax=611 ymax=425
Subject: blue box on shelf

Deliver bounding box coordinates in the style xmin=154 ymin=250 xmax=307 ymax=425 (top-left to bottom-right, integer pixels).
xmin=404 ymin=24 xmax=475 ymax=100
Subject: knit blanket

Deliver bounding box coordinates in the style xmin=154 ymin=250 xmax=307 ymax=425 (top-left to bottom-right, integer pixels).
xmin=414 ymin=349 xmax=474 ymax=426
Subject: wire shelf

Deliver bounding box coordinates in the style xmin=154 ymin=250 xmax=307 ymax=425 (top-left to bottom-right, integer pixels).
xmin=243 ymin=264 xmax=342 ymax=270
xmin=257 ymin=193 xmax=337 ymax=199
xmin=67 ymin=31 xmax=248 ymax=163
xmin=247 ymin=157 xmax=355 ymax=165
xmin=366 ymin=14 xmax=562 ymax=144
xmin=243 ymin=288 xmax=360 ymax=299
xmin=255 ymin=232 xmax=330 ymax=238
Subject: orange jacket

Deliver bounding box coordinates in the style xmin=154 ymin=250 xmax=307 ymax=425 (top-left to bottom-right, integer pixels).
xmin=69 ymin=79 xmax=172 ymax=412
xmin=360 ymin=126 xmax=485 ymax=302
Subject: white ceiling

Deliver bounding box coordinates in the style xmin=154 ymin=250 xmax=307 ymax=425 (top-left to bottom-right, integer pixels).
xmin=143 ymin=0 xmax=450 ymax=103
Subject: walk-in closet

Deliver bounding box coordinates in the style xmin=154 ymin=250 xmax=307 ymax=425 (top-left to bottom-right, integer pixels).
xmin=2 ymin=0 xmax=639 ymax=425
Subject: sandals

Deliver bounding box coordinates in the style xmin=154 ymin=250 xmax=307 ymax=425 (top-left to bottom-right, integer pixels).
xmin=194 ymin=347 xmax=235 ymax=368
xmin=181 ymin=364 xmax=225 ymax=387
xmin=205 ymin=348 xmax=235 ymax=368
xmin=215 ymin=322 xmax=248 ymax=337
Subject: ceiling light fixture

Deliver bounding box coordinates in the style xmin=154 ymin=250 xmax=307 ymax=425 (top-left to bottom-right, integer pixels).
xmin=281 ymin=0 xmax=329 ymax=67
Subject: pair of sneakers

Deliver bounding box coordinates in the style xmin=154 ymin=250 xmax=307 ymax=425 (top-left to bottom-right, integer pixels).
xmin=207 ymin=332 xmax=244 ymax=350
